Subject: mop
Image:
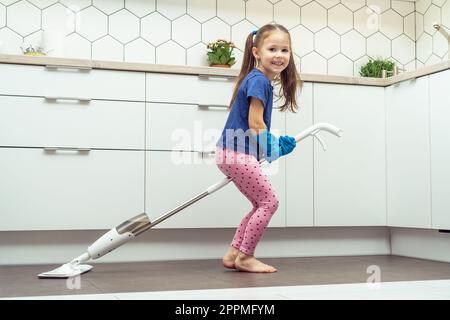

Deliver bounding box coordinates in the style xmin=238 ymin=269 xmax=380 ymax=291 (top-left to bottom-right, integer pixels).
xmin=38 ymin=123 xmax=342 ymax=278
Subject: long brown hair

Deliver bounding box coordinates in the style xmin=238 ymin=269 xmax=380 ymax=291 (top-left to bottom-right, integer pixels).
xmin=229 ymin=23 xmax=302 ymax=113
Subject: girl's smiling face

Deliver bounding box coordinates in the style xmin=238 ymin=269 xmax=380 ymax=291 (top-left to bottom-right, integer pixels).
xmin=252 ymin=30 xmax=291 ymax=80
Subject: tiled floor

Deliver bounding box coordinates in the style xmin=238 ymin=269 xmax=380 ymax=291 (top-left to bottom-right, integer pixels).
xmin=1 ymin=255 xmax=449 ymax=299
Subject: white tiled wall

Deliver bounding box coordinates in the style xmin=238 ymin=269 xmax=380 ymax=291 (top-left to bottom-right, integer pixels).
xmin=0 ymin=0 xmax=448 ymax=76
xmin=415 ymin=0 xmax=450 ymax=67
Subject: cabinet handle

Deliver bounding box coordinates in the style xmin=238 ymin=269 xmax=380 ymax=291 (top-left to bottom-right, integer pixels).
xmin=45 ymin=65 xmax=92 ymax=71
xmin=198 ymin=104 xmax=228 ymax=110
xmin=198 ymin=74 xmax=234 ymax=81
xmin=44 ymin=147 xmax=91 ymax=153
xmin=198 ymin=151 xmax=216 ymax=158
xmin=45 ymin=96 xmax=91 ymax=103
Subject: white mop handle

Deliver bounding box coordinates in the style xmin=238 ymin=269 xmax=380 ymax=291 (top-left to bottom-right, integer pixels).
xmin=294 ymin=122 xmax=343 ymax=142
xmin=207 ymin=123 xmax=342 ymax=195
xmin=206 ymin=176 xmax=233 ymax=194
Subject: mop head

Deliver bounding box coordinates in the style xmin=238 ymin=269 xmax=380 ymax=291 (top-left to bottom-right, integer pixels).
xmin=38 ymin=263 xmax=93 ymax=278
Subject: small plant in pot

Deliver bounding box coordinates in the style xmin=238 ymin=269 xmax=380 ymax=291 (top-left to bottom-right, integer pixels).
xmin=207 ymin=39 xmax=236 ymax=68
xmin=359 ymin=57 xmax=396 ymax=78
xmin=20 ymin=44 xmax=48 ymax=56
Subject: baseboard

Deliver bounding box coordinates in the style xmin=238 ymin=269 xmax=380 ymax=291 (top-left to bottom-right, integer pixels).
xmin=0 ymin=226 xmax=390 ymax=265
xmin=390 ymin=227 xmax=450 ymax=263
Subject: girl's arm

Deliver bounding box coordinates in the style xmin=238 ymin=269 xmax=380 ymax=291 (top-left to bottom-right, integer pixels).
xmin=248 ymin=97 xmax=267 ymax=135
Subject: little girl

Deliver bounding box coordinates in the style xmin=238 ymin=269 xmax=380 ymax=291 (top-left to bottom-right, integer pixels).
xmin=216 ymin=23 xmax=301 ymax=273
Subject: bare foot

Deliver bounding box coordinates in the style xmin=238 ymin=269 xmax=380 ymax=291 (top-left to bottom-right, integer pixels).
xmin=235 ymin=253 xmax=277 ymax=273
xmin=222 ymin=246 xmax=239 ymax=269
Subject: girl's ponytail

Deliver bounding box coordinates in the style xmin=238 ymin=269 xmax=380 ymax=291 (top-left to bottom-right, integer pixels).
xmin=228 ymin=31 xmax=258 ymax=109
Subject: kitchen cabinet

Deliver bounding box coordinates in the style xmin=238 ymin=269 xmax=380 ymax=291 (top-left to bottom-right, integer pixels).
xmin=286 ymin=82 xmax=314 ymax=226
xmin=0 ymin=63 xmax=146 ymax=231
xmin=0 ymin=148 xmax=144 ymax=231
xmin=313 ymin=83 xmax=386 ymax=226
xmin=429 ymin=69 xmax=450 ymax=230
xmin=386 ymin=77 xmax=431 ymax=228
xmin=1 ymin=59 xmax=448 ymax=231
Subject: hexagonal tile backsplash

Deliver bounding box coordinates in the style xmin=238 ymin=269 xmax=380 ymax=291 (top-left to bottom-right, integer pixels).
xmin=0 ymin=0 xmax=448 ymax=76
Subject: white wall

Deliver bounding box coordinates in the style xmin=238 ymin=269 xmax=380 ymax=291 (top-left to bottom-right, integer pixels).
xmin=0 ymin=0 xmax=432 ymax=76
xmin=0 ymin=227 xmax=390 ymax=265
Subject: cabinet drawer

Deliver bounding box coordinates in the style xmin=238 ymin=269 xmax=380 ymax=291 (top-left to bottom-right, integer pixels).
xmin=0 ymin=148 xmax=145 ymax=231
xmin=146 ymin=102 xmax=286 ymax=151
xmin=145 ymin=151 xmax=286 ymax=228
xmin=0 ymin=63 xmax=145 ymax=101
xmin=146 ymin=102 xmax=228 ymax=151
xmin=0 ymin=95 xmax=145 ymax=149
xmin=146 ymin=73 xmax=234 ymax=105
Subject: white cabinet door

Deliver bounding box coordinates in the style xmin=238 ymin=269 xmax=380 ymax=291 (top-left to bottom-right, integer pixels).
xmin=0 ymin=96 xmax=145 ymax=149
xmin=145 ymin=150 xmax=286 ymax=228
xmin=314 ymin=84 xmax=386 ymax=226
xmin=146 ymin=73 xmax=234 ymax=105
xmin=0 ymin=64 xmax=145 ymax=101
xmin=0 ymin=148 xmax=145 ymax=231
xmin=286 ymin=83 xmax=314 ymax=226
xmin=429 ymin=70 xmax=450 ymax=230
xmin=386 ymin=77 xmax=431 ymax=228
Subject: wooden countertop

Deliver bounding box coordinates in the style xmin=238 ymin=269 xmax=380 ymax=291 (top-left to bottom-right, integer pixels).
xmin=0 ymin=54 xmax=448 ymax=87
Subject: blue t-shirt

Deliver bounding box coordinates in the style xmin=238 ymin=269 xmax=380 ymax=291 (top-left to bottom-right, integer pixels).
xmin=217 ymin=68 xmax=273 ymax=160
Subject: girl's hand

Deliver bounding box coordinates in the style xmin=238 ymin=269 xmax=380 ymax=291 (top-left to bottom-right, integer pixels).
xmin=278 ymin=136 xmax=296 ymax=156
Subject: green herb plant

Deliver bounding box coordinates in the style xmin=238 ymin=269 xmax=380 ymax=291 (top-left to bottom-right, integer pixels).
xmin=359 ymin=57 xmax=396 ymax=78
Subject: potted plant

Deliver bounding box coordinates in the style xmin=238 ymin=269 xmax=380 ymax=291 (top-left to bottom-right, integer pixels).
xmin=20 ymin=44 xmax=48 ymax=56
xmin=206 ymin=39 xmax=236 ymax=68
xmin=359 ymin=57 xmax=396 ymax=78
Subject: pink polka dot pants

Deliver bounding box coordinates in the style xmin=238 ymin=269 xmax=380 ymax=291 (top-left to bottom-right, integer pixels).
xmin=216 ymin=147 xmax=279 ymax=256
